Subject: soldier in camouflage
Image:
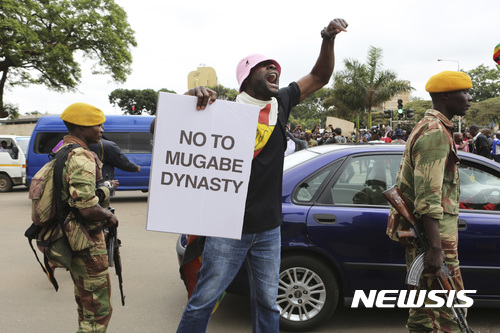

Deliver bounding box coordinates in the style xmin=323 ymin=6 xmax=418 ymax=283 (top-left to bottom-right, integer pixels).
xmin=386 ymin=71 xmax=473 ymax=333
xmin=58 ymin=103 xmax=119 ymax=333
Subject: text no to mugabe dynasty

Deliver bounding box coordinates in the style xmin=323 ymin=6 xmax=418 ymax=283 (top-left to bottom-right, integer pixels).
xmin=160 ymin=130 xmax=245 ymax=194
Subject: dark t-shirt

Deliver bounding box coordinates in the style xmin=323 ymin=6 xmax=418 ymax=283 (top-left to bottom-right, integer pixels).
xmin=242 ymin=82 xmax=301 ymax=233
xmin=475 ymin=134 xmax=491 ymax=158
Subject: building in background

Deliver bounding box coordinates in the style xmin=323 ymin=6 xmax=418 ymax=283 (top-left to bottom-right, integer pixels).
xmin=0 ymin=114 xmax=46 ymax=135
xmin=187 ymin=66 xmax=217 ymax=90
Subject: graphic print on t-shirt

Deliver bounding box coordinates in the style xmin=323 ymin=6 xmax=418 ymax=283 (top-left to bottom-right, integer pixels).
xmin=254 ymin=104 xmax=275 ymax=158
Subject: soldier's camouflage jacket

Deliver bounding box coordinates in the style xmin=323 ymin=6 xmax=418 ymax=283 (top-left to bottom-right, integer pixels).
xmin=387 ymin=109 xmax=460 ymax=241
xmin=43 ymin=135 xmax=110 ymax=262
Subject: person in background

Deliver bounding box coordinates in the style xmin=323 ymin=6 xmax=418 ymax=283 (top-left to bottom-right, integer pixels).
xmin=470 ymin=124 xmax=491 ymax=158
xmin=463 ymin=129 xmax=474 ymax=152
xmin=285 ymin=126 xmax=307 ymax=155
xmin=382 ymin=127 xmax=393 ymax=143
xmin=402 ymin=129 xmax=408 ymax=141
xmin=317 ymin=132 xmax=330 ymax=145
xmin=482 ymin=128 xmax=493 ymax=156
xmin=0 ymin=140 xmax=11 ymax=154
xmin=491 ymin=131 xmax=500 ymax=163
xmin=351 ymin=131 xmax=357 ymax=142
xmin=305 ymin=131 xmax=318 ymax=147
xmin=89 ymin=138 xmax=141 ymax=193
xmin=391 ymin=129 xmax=406 ymax=144
xmin=368 ymin=130 xmax=384 ymax=143
xmin=333 ymin=127 xmax=346 ymax=143
xmin=453 ymin=132 xmax=469 ymax=152
xmin=293 ymin=125 xmax=303 ymax=134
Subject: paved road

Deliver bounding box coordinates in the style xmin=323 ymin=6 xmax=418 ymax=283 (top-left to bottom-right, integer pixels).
xmin=1 ymin=188 xmax=499 ymax=332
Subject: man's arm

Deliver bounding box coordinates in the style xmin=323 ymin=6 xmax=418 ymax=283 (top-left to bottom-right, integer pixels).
xmin=421 ymin=214 xmax=444 ymax=275
xmin=296 ymin=18 xmax=348 ymax=102
xmin=80 ymin=205 xmax=119 ymax=228
xmin=105 ymin=140 xmax=140 ymax=172
xmin=412 ymin=130 xmax=449 ymax=276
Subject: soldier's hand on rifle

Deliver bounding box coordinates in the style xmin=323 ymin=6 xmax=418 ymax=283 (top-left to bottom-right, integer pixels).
xmin=421 ymin=215 xmax=445 ymax=276
xmin=106 ymin=214 xmax=119 ymax=229
xmin=425 ymin=247 xmax=445 ymax=276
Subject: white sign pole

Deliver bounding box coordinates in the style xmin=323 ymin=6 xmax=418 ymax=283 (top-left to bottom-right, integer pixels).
xmin=146 ymin=92 xmax=259 ymax=239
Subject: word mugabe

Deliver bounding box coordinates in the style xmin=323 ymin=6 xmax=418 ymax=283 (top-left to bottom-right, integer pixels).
xmin=161 ymin=150 xmax=244 ymax=193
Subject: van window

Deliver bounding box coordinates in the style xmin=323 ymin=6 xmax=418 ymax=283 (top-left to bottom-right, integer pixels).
xmin=104 ymin=132 xmax=153 ymax=154
xmin=33 ymin=132 xmax=66 ymax=154
xmin=32 ymin=132 xmax=153 ymax=154
xmin=15 ymin=137 xmax=30 ymax=155
xmin=0 ymin=137 xmax=20 ymax=159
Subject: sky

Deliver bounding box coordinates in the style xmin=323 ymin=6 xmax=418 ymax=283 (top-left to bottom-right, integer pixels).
xmin=5 ymin=0 xmax=500 ymax=115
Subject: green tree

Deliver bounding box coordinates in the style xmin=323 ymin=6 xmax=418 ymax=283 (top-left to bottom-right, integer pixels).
xmin=465 ymin=96 xmax=500 ymax=128
xmin=463 ymin=64 xmax=500 ymax=102
xmin=108 ymin=88 xmax=176 ymax=115
xmin=328 ymin=46 xmax=413 ymax=128
xmin=0 ymin=0 xmax=137 ymax=117
xmin=2 ymin=102 xmax=19 ymax=120
xmin=291 ymin=88 xmax=332 ymax=129
xmin=404 ymin=99 xmax=433 ymax=122
xmin=208 ymin=85 xmax=238 ymax=101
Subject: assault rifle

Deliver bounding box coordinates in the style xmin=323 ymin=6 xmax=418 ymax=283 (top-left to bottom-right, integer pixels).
xmin=382 ymin=185 xmax=474 ymax=333
xmin=107 ymin=208 xmax=125 ymax=306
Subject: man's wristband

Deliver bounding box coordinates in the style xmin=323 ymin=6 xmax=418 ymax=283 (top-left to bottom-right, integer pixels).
xmin=321 ymin=27 xmax=336 ymax=42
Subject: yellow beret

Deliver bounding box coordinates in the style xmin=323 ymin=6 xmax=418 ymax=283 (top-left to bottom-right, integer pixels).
xmin=425 ymin=71 xmax=472 ymax=93
xmin=60 ymin=103 xmax=106 ymax=126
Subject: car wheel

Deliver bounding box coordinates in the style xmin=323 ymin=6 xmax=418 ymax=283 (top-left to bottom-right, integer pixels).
xmin=277 ymin=255 xmax=339 ymax=332
xmin=0 ymin=174 xmax=13 ymax=192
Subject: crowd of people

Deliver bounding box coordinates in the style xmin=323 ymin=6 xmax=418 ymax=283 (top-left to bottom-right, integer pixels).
xmin=287 ymin=122 xmax=500 ymax=164
xmin=454 ymin=125 xmax=500 ymax=163
xmin=285 ymin=124 xmax=409 ymax=155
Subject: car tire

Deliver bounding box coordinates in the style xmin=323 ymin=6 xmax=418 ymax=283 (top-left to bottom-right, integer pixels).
xmin=277 ymin=255 xmax=339 ymax=332
xmin=0 ymin=174 xmax=13 ymax=192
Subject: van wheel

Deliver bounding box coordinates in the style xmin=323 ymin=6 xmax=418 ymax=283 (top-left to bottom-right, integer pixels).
xmin=0 ymin=174 xmax=13 ymax=192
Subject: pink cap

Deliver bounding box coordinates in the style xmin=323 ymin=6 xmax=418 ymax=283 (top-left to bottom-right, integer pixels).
xmin=236 ymin=54 xmax=281 ymax=92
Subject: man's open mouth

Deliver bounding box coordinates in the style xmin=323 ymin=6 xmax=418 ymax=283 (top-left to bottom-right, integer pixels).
xmin=267 ymin=73 xmax=279 ymax=88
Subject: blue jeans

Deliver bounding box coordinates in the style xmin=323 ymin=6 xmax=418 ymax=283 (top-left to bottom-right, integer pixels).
xmin=176 ymin=227 xmax=281 ymax=333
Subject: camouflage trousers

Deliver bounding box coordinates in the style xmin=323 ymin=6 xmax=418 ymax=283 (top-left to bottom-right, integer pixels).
xmin=405 ymin=214 xmax=467 ymax=333
xmin=69 ymin=230 xmax=112 ymax=333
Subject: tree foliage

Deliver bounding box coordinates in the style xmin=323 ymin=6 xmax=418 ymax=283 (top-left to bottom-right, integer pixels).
xmin=465 ymin=96 xmax=500 ymax=128
xmin=328 ymin=46 xmax=413 ymax=128
xmin=463 ymin=64 xmax=500 ymax=102
xmin=404 ymin=100 xmax=433 ymax=121
xmin=208 ymin=85 xmax=238 ymax=101
xmin=108 ymin=88 xmax=176 ymax=115
xmin=0 ymin=0 xmax=137 ymax=117
xmin=291 ymin=88 xmax=332 ymax=128
xmin=2 ymin=102 xmax=20 ymax=120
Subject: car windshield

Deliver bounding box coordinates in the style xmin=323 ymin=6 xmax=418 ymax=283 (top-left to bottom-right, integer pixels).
xmin=15 ymin=137 xmax=30 ymax=155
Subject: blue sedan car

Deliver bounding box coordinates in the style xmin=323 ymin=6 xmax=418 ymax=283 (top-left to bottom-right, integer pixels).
xmin=178 ymin=143 xmax=500 ymax=331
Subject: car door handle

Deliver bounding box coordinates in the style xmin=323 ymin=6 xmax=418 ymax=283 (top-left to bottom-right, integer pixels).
xmin=458 ymin=218 xmax=468 ymax=231
xmin=313 ymin=214 xmax=337 ymax=224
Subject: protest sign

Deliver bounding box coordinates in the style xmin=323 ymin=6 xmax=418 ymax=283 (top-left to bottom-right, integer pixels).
xmin=146 ymin=92 xmax=259 ymax=239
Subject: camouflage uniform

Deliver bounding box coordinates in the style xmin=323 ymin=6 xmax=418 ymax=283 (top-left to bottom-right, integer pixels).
xmin=60 ymin=135 xmax=112 ymax=333
xmin=387 ymin=109 xmax=467 ymax=333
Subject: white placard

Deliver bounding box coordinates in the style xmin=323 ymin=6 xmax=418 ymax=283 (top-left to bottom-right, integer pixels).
xmin=146 ymin=92 xmax=259 ymax=239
